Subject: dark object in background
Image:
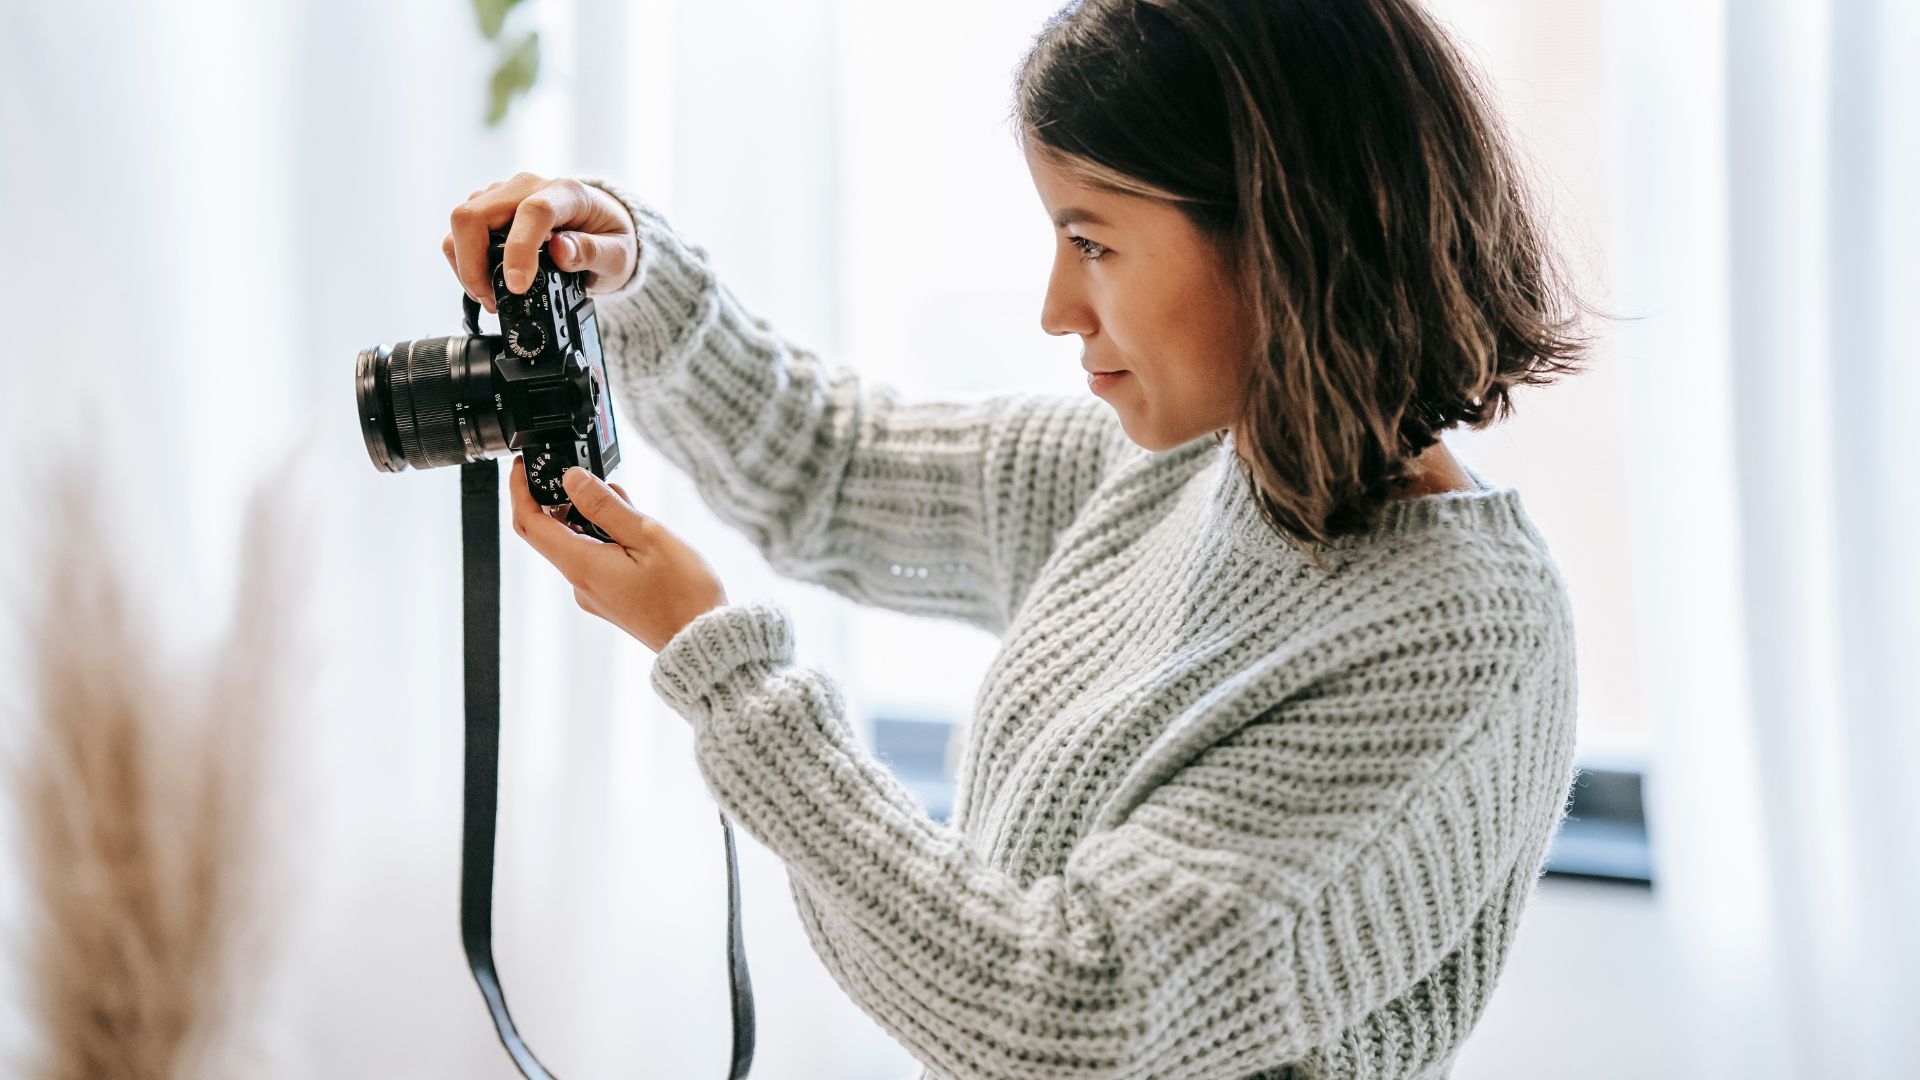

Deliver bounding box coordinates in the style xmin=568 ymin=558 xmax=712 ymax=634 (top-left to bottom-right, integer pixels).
xmin=1545 ymin=757 xmax=1653 ymax=884
xmin=873 ymin=715 xmax=958 ymax=824
xmin=355 ymin=225 xmax=621 ymax=539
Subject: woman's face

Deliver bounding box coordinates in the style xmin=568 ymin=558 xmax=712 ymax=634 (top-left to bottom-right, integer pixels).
xmin=1023 ymin=140 xmax=1254 ymax=451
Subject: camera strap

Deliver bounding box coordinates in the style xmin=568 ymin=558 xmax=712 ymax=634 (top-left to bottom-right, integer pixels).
xmin=460 ymin=459 xmax=756 ymax=1079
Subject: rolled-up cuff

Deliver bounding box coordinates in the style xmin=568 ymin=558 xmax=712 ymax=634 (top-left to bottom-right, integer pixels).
xmin=649 ymin=601 xmax=797 ymax=723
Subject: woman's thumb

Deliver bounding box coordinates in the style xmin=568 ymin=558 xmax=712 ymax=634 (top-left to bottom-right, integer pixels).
xmin=550 ymin=231 xmax=583 ymax=268
xmin=550 ymin=229 xmax=633 ymax=290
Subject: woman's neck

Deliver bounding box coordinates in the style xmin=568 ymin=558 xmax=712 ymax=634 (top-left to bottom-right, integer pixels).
xmin=1388 ymin=440 xmax=1476 ymax=498
xmin=1224 ymin=429 xmax=1477 ymax=499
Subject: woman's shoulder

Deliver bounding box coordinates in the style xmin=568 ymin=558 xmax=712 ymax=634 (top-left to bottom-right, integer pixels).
xmin=1275 ymin=474 xmax=1573 ymax=673
xmin=1330 ymin=466 xmax=1566 ymax=591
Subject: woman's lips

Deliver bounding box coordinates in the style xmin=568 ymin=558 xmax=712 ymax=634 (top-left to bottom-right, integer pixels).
xmin=1087 ymin=370 xmax=1130 ymax=393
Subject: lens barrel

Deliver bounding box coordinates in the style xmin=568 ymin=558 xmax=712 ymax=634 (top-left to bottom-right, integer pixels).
xmin=357 ymin=336 xmax=506 ymax=472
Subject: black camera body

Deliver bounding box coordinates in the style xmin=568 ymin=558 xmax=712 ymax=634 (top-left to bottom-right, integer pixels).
xmin=357 ymin=225 xmax=621 ymax=512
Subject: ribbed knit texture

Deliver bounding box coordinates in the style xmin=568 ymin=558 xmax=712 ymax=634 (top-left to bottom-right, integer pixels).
xmin=580 ymin=177 xmax=1581 ymax=1080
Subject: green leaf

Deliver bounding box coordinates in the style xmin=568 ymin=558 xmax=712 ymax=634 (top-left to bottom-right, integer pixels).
xmin=485 ymin=31 xmax=540 ymax=127
xmin=472 ymin=0 xmax=529 ymax=41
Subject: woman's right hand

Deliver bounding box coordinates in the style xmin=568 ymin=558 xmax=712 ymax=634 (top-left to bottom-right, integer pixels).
xmin=443 ymin=172 xmax=638 ymax=313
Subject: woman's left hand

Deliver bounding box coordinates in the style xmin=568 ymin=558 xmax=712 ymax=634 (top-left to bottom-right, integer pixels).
xmin=508 ymin=457 xmax=728 ymax=653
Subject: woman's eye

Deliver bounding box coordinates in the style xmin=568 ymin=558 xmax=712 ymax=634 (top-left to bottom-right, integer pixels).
xmin=1067 ymin=235 xmax=1107 ymax=262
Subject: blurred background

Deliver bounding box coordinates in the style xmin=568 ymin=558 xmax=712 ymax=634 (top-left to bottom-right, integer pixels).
xmin=1 ymin=0 xmax=1915 ymax=1076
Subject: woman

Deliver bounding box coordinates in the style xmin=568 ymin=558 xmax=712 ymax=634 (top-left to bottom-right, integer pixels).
xmin=443 ymin=0 xmax=1606 ymax=1076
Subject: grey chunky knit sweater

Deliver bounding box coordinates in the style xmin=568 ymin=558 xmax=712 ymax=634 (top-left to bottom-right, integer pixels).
xmin=580 ymin=177 xmax=1581 ymax=1080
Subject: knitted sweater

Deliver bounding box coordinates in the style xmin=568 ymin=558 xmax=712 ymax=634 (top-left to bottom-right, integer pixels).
xmin=580 ymin=177 xmax=1581 ymax=1080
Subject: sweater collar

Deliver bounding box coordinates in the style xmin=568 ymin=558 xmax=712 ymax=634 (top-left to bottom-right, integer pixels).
xmin=1206 ymin=431 xmax=1535 ymax=559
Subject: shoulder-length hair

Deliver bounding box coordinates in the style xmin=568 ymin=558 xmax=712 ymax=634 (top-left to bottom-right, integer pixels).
xmin=1011 ymin=0 xmax=1620 ymax=551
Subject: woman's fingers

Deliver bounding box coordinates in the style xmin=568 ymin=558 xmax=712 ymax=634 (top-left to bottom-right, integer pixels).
xmin=508 ymin=457 xmax=600 ymax=584
xmin=500 ymin=179 xmax=589 ymax=294
xmin=560 ymin=468 xmax=653 ymax=548
xmin=448 ymin=171 xmax=548 ymax=312
xmin=447 ymin=173 xmax=638 ymax=307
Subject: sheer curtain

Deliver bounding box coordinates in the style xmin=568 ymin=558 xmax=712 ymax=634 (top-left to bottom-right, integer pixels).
xmin=1606 ymin=0 xmax=1920 ymax=1076
xmin=0 ymin=0 xmax=911 ymax=1076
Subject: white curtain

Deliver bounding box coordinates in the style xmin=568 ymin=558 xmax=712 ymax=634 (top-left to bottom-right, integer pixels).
xmin=1607 ymin=0 xmax=1920 ymax=1076
xmin=0 ymin=0 xmax=918 ymax=1076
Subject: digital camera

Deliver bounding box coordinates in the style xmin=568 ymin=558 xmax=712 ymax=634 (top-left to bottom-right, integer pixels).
xmin=355 ymin=226 xmax=621 ymax=509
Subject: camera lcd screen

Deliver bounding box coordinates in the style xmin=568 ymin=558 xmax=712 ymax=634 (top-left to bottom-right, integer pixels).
xmin=578 ymin=310 xmax=618 ymax=460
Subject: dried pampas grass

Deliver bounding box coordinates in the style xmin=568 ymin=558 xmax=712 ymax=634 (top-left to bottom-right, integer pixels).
xmin=10 ymin=464 xmax=305 ymax=1080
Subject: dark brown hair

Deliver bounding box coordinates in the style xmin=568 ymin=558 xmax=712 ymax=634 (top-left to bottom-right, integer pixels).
xmin=1010 ymin=0 xmax=1620 ymax=556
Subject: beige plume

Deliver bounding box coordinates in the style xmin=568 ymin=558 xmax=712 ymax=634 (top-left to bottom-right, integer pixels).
xmin=11 ymin=461 xmax=307 ymax=1080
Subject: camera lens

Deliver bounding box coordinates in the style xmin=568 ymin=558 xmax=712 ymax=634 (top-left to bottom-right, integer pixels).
xmin=356 ymin=336 xmax=507 ymax=472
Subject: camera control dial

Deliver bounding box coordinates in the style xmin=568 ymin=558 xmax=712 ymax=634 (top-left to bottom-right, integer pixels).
xmin=525 ymin=446 xmax=568 ymax=503
xmin=507 ymin=321 xmax=549 ymax=359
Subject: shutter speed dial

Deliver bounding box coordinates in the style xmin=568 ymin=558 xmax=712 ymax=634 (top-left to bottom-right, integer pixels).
xmin=507 ymin=320 xmax=548 ymax=359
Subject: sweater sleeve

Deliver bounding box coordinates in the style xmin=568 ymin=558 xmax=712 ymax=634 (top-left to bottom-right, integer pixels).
xmin=649 ymin=600 xmax=1559 ymax=1080
xmin=576 ymin=177 xmax=1132 ymax=634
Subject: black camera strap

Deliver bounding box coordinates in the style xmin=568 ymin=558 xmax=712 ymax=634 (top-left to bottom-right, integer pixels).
xmin=460 ymin=459 xmax=756 ymax=1079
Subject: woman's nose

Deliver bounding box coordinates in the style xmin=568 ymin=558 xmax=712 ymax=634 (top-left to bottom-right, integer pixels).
xmin=1040 ymin=268 xmax=1095 ymax=338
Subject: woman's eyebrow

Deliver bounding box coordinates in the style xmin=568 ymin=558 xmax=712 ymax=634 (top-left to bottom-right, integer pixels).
xmin=1052 ymin=207 xmax=1111 ymax=229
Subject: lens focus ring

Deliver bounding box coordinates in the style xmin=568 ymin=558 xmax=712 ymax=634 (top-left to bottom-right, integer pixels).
xmin=389 ymin=341 xmax=425 ymax=466
xmin=393 ymin=338 xmax=467 ymax=469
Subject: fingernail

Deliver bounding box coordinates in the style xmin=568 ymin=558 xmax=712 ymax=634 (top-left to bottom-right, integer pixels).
xmin=556 ymin=236 xmax=577 ymax=263
xmin=562 ymin=466 xmax=585 ymax=492
xmin=505 ymin=268 xmax=526 ymax=292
